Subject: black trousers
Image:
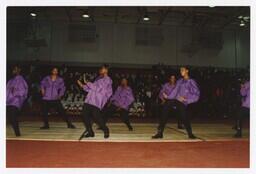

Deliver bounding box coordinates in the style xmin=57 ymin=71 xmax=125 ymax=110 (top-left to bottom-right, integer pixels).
xmin=158 ymin=102 xmax=183 ymax=127
xmin=104 ymin=104 xmax=132 ymax=128
xmin=41 ymin=100 xmax=72 ymax=126
xmin=82 ymin=103 xmax=109 ymax=133
xmin=235 ymin=106 xmax=249 ymax=133
xmin=7 ymin=106 xmax=21 ymax=136
xmin=158 ymin=99 xmax=193 ymax=136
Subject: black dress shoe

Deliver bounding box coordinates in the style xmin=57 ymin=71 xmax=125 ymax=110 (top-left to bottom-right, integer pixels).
xmin=84 ymin=132 xmax=95 ymax=138
xmin=15 ymin=132 xmax=21 ymax=137
xmin=232 ymin=125 xmax=238 ymax=130
xmin=177 ymin=124 xmax=185 ymax=129
xmin=40 ymin=125 xmax=50 ymax=129
xmin=152 ymin=133 xmax=163 ymax=139
xmin=104 ymin=133 xmax=109 ymax=139
xmin=68 ymin=124 xmax=76 ymax=129
xmin=128 ymin=125 xmax=133 ymax=131
xmin=188 ymin=134 xmax=197 ymax=139
xmin=104 ymin=128 xmax=110 ymax=139
xmin=233 ymin=132 xmax=242 ymax=138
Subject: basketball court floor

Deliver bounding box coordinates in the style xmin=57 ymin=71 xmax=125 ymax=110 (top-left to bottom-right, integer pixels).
xmin=6 ymin=122 xmax=249 ymax=168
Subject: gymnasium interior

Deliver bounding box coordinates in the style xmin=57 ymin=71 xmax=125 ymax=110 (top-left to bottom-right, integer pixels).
xmin=6 ymin=6 xmax=250 ymax=168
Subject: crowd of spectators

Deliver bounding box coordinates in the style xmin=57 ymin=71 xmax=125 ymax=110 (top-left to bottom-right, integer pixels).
xmin=7 ymin=62 xmax=249 ymax=119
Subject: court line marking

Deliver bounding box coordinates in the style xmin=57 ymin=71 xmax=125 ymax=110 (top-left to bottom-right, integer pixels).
xmin=6 ymin=137 xmax=248 ymax=143
xmin=166 ymin=126 xmax=206 ymax=141
xmin=7 ymin=123 xmax=249 ymax=142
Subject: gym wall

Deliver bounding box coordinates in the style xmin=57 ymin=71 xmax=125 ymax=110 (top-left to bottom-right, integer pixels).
xmin=7 ymin=21 xmax=250 ymax=68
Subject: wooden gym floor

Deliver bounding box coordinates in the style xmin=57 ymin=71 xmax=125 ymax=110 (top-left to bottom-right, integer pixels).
xmin=6 ymin=122 xmax=249 ymax=168
xmin=6 ymin=122 xmax=249 ymax=141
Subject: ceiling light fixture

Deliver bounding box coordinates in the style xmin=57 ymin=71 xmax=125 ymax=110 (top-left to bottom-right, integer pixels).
xmin=30 ymin=12 xmax=37 ymax=17
xmin=143 ymin=14 xmax=150 ymax=21
xmin=243 ymin=16 xmax=250 ymax=21
xmin=82 ymin=13 xmax=90 ymax=18
xmin=240 ymin=21 xmax=245 ymax=27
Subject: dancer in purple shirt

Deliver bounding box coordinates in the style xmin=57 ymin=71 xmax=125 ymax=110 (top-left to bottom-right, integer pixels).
xmin=104 ymin=78 xmax=135 ymax=131
xmin=233 ymin=80 xmax=250 ymax=138
xmin=158 ymin=74 xmax=184 ymax=130
xmin=40 ymin=67 xmax=75 ymax=129
xmin=77 ymin=65 xmax=113 ymax=138
xmin=158 ymin=75 xmax=176 ymax=102
xmin=152 ymin=66 xmax=200 ymax=139
xmin=6 ymin=65 xmax=28 ymax=136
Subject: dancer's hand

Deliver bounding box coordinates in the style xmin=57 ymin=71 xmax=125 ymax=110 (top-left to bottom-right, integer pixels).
xmin=161 ymin=98 xmax=166 ymax=104
xmin=41 ymin=89 xmax=45 ymax=96
xmin=77 ymin=80 xmax=83 ymax=88
xmin=178 ymin=96 xmax=186 ymax=102
xmin=83 ymin=76 xmax=88 ymax=84
xmin=107 ymin=102 xmax=112 ymax=107
xmin=163 ymin=92 xmax=168 ymax=99
xmin=57 ymin=96 xmax=62 ymax=100
xmin=116 ymin=107 xmax=121 ymax=111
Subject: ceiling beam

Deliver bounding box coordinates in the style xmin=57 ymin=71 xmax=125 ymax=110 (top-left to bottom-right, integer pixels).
xmin=65 ymin=8 xmax=72 ymax=23
xmin=191 ymin=13 xmax=198 ymax=27
xmin=158 ymin=8 xmax=170 ymax=25
xmin=181 ymin=12 xmax=191 ymax=25
xmin=114 ymin=7 xmax=119 ymax=24
xmin=172 ymin=7 xmax=232 ymax=16
xmin=136 ymin=7 xmax=143 ymax=24
xmin=89 ymin=7 xmax=95 ymax=22
xmin=200 ymin=16 xmax=210 ymax=28
xmin=196 ymin=15 xmax=210 ymax=32
xmin=42 ymin=8 xmax=52 ymax=23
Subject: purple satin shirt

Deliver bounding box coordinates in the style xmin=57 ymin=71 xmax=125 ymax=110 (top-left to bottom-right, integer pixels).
xmin=40 ymin=76 xmax=66 ymax=101
xmin=110 ymin=86 xmax=135 ymax=110
xmin=167 ymin=78 xmax=200 ymax=105
xmin=240 ymin=81 xmax=250 ymax=108
xmin=159 ymin=83 xmax=176 ymax=100
xmin=83 ymin=75 xmax=113 ymax=110
xmin=6 ymin=75 xmax=28 ymax=109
